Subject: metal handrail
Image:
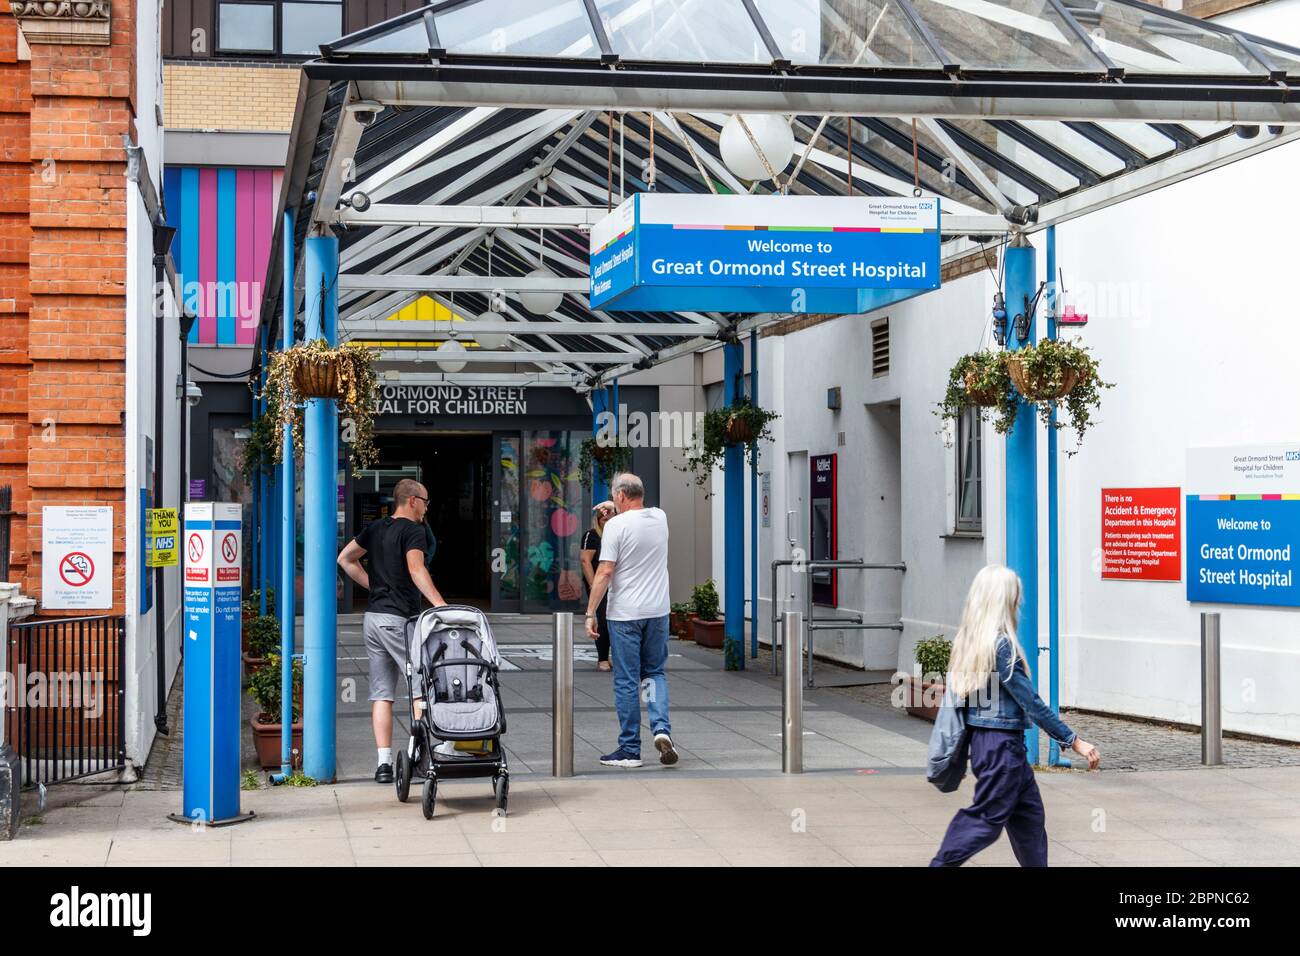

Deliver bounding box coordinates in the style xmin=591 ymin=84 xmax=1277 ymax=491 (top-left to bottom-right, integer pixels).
xmin=769 ymin=558 xmax=906 ymax=684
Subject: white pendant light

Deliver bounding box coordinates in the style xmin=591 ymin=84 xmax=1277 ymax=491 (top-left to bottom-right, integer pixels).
xmin=519 ymin=268 xmax=562 ymax=315
xmin=473 ymin=309 xmax=509 ymax=351
xmin=436 ymin=337 xmax=467 ymax=373
xmin=720 ymin=114 xmax=794 ymax=182
xmin=519 ymin=178 xmax=564 ymax=315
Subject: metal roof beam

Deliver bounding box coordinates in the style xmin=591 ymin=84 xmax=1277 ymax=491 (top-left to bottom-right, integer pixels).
xmin=342 ymin=319 xmax=718 ymax=337
xmin=339 ymin=274 xmax=590 ymax=292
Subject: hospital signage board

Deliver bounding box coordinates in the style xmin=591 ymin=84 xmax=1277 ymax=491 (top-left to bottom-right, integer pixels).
xmin=1100 ymin=488 xmax=1181 ymax=581
xmin=589 ymin=194 xmax=941 ymax=314
xmin=42 ymin=506 xmax=113 ymax=610
xmin=1185 ymin=443 xmax=1300 ymax=607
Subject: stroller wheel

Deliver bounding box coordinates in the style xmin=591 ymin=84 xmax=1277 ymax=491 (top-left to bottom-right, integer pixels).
xmin=395 ymin=749 xmax=411 ymax=803
xmin=493 ymin=774 xmax=509 ymax=815
xmin=421 ymin=776 xmax=436 ymax=820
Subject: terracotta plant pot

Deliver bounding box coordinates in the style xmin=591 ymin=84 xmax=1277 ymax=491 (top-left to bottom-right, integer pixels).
xmin=691 ymin=616 xmax=725 ymax=649
xmin=242 ymin=652 xmax=268 ymax=683
xmin=670 ymin=611 xmax=692 ymax=639
xmin=1007 ymin=357 xmax=1082 ymax=401
xmin=292 ymin=360 xmax=340 ymax=399
xmin=249 ymin=716 xmax=304 ymax=770
xmin=900 ymin=676 xmax=945 ymax=722
xmin=725 ymin=416 xmax=754 ymax=445
xmin=963 ymin=371 xmax=1003 ymax=406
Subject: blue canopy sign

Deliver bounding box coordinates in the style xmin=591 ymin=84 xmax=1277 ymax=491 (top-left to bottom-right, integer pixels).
xmin=589 ymin=194 xmax=940 ymax=314
xmin=1186 ymin=442 xmax=1300 ymax=607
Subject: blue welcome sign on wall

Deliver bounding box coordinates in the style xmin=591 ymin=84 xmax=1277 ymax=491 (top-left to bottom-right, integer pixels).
xmin=1186 ymin=443 xmax=1300 ymax=607
xmin=589 ymin=194 xmax=941 ymax=314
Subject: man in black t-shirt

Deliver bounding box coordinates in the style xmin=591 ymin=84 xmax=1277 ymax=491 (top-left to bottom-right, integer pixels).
xmin=337 ymin=478 xmax=447 ymax=783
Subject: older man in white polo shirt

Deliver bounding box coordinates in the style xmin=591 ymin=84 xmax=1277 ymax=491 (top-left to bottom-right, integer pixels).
xmin=585 ymin=472 xmax=678 ymax=768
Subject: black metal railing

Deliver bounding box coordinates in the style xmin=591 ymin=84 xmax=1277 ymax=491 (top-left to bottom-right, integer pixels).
xmin=0 ymin=484 xmax=12 ymax=582
xmin=6 ymin=615 xmax=126 ymax=787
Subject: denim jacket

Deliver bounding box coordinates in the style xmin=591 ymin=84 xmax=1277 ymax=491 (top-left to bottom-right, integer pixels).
xmin=964 ymin=635 xmax=1076 ymax=748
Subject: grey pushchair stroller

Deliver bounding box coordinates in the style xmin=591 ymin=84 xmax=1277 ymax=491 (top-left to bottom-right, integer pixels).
xmin=395 ymin=605 xmax=509 ymax=819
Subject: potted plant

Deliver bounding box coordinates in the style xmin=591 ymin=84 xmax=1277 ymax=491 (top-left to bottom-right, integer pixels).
xmin=936 ymin=349 xmax=1018 ymax=437
xmin=248 ymin=653 xmax=304 ymax=770
xmin=578 ymin=436 xmax=634 ymax=491
xmin=1007 ymin=337 xmax=1112 ymax=454
xmin=899 ymin=634 xmax=951 ymax=722
xmin=679 ymin=397 xmax=779 ymax=488
xmin=240 ymin=587 xmax=275 ymax=651
xmin=689 ymin=579 xmax=724 ymax=648
xmin=670 ymin=601 xmax=694 ymax=640
xmin=242 ymin=613 xmax=281 ymax=681
xmin=263 ymin=339 xmax=379 ymax=475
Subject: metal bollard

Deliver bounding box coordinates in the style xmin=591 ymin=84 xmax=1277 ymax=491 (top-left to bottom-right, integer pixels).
xmin=782 ymin=611 xmax=803 ymax=773
xmin=1201 ymin=612 xmax=1222 ymax=766
xmin=552 ymin=612 xmax=574 ymax=778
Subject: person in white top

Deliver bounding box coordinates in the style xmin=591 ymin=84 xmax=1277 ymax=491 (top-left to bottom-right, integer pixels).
xmin=585 ymin=473 xmax=678 ymax=768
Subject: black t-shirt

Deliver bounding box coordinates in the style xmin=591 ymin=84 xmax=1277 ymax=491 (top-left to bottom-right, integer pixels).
xmin=580 ymin=528 xmax=605 ymax=608
xmin=355 ymin=517 xmax=427 ymax=618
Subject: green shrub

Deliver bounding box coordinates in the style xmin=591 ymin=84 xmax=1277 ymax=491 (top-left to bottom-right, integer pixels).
xmin=691 ymin=580 xmax=720 ymax=621
xmin=914 ymin=635 xmax=952 ymax=680
xmin=242 ymin=586 xmax=276 ymax=618
xmin=245 ymin=614 xmax=281 ymax=658
xmin=248 ymin=653 xmax=303 ymax=723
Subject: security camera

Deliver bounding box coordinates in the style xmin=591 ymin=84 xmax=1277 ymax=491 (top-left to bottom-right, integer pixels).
xmin=185 ymin=382 xmax=203 ymax=407
xmin=353 ymin=109 xmax=378 ymax=128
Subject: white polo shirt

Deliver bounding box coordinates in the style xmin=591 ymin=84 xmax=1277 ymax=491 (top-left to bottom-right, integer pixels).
xmin=598 ymin=506 xmax=670 ymax=621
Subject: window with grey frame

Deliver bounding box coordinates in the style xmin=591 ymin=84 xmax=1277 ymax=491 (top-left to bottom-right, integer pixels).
xmin=955 ymin=405 xmax=982 ymax=533
xmin=216 ymin=0 xmax=343 ymax=56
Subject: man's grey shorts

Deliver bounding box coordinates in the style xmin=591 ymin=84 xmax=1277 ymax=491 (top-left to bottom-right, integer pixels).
xmin=363 ymin=612 xmax=411 ymax=702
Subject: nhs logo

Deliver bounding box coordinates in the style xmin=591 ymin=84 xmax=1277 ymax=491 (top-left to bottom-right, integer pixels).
xmin=1286 ymin=451 xmax=1300 ymax=461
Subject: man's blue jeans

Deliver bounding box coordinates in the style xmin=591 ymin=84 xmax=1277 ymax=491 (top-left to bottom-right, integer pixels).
xmin=608 ymin=615 xmax=672 ymax=756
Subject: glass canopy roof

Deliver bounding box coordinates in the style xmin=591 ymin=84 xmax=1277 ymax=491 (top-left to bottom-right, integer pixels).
xmin=324 ymin=0 xmax=1300 ymax=79
xmin=251 ymin=0 xmax=1300 ymax=382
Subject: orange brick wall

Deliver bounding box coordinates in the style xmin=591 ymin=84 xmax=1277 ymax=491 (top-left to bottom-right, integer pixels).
xmin=0 ymin=5 xmax=136 ymax=614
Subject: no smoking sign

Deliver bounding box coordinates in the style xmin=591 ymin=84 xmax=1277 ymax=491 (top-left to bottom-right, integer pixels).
xmin=58 ymin=551 xmax=94 ymax=587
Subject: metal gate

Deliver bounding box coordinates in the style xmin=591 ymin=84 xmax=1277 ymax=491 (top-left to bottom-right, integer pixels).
xmin=5 ymin=615 xmax=126 ymax=787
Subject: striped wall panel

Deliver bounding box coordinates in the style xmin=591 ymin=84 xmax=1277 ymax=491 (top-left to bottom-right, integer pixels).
xmin=163 ymin=165 xmax=284 ymax=345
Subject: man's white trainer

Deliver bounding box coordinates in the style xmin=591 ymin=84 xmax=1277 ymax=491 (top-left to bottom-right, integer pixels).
xmin=654 ymin=733 xmax=679 ymax=766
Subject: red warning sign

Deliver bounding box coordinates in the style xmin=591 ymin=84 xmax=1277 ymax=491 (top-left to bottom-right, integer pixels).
xmin=58 ymin=551 xmax=94 ymax=588
xmin=187 ymin=533 xmax=204 ymax=563
xmin=1101 ymin=487 xmax=1181 ymax=582
xmin=217 ymin=532 xmax=241 ymax=583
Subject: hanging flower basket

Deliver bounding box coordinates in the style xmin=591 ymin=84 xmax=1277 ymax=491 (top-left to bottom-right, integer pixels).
xmin=1007 ymin=356 xmax=1084 ymax=402
xmin=963 ymin=371 xmax=1003 ymax=407
xmin=937 ymin=350 xmax=1017 ymax=436
xmin=578 ymin=437 xmax=633 ymax=490
xmin=677 ymin=397 xmax=779 ymax=490
xmin=724 ymin=415 xmax=754 ymax=445
xmin=263 ymin=339 xmax=379 ymax=474
xmin=292 ymin=358 xmax=341 ymax=399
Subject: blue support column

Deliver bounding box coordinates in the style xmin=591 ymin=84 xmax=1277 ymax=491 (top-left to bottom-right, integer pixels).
xmin=1045 ymin=225 xmax=1068 ymax=768
xmin=592 ymin=385 xmax=609 ymax=502
xmin=749 ymin=329 xmax=759 ymax=661
xmin=250 ymin=384 xmax=260 ymax=597
xmin=1004 ymin=235 xmax=1039 ymax=764
xmin=723 ymin=340 xmax=744 ymax=670
xmin=303 ymin=230 xmax=338 ymax=782
xmin=278 ymin=209 xmax=298 ymax=778
xmin=258 ymin=328 xmax=271 ymax=617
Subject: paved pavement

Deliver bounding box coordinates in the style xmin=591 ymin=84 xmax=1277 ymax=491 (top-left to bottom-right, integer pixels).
xmin=9 ymin=612 xmax=1298 ymax=867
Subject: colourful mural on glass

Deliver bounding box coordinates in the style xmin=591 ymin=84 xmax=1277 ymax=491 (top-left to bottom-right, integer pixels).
xmin=162 ymin=166 xmax=284 ymax=345
xmin=523 ymin=431 xmax=586 ymax=608
xmin=497 ymin=436 xmax=520 ymax=602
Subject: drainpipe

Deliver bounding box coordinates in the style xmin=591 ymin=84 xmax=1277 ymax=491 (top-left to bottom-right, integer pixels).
xmin=1045 ymin=226 xmax=1071 ymax=769
xmin=151 ymin=221 xmax=176 ymax=737
xmin=272 ymin=209 xmax=297 ymax=785
xmin=750 ymin=328 xmax=758 ymax=659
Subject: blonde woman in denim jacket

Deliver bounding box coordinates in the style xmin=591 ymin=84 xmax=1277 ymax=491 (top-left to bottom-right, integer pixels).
xmin=931 ymin=565 xmax=1101 ymax=867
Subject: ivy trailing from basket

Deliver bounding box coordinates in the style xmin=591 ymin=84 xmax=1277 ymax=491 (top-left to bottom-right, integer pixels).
xmin=678 ymin=397 xmax=779 ymax=487
xmin=577 ymin=436 xmax=634 ymax=491
xmin=936 ymin=349 xmax=1018 ymax=436
xmin=239 ymin=407 xmax=280 ymax=485
xmin=1008 ymin=337 xmax=1112 ymax=453
xmin=936 ymin=340 xmax=1111 ymax=454
xmin=261 ymin=339 xmax=379 ymax=475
